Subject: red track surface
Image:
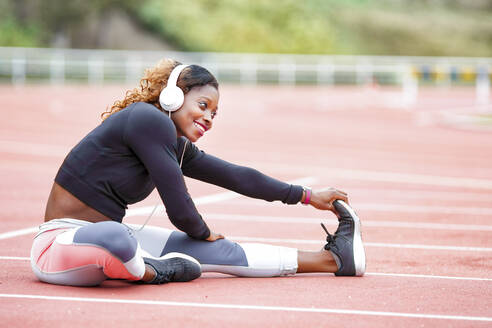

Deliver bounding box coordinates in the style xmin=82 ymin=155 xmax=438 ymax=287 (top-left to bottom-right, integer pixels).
xmin=0 ymin=85 xmax=491 ymax=327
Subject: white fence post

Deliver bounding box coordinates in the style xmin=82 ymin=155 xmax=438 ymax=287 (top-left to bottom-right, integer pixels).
xmin=278 ymin=59 xmax=296 ymax=85
xmin=50 ymin=52 xmax=65 ymax=85
xmin=240 ymin=57 xmax=257 ymax=85
xmin=356 ymin=61 xmax=373 ymax=86
xmin=88 ymin=55 xmax=104 ymax=85
xmin=126 ymin=56 xmax=141 ymax=85
xmin=476 ymin=65 xmax=490 ymax=107
xmin=402 ymin=65 xmax=418 ymax=107
xmin=201 ymin=55 xmax=218 ymax=80
xmin=317 ymin=61 xmax=334 ymax=86
xmin=11 ymin=50 xmax=26 ymax=86
xmin=12 ymin=58 xmax=26 ymax=86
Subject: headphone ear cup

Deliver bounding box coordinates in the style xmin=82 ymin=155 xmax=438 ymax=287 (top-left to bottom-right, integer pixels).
xmin=159 ymin=85 xmax=184 ymax=112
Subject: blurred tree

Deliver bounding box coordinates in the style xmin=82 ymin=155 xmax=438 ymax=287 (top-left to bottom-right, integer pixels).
xmin=0 ymin=0 xmax=490 ymax=56
xmin=137 ymin=0 xmax=338 ymax=53
xmin=39 ymin=0 xmax=91 ymax=47
xmin=0 ymin=0 xmax=41 ymax=46
xmin=39 ymin=0 xmax=126 ymax=47
xmin=0 ymin=0 xmax=130 ymax=47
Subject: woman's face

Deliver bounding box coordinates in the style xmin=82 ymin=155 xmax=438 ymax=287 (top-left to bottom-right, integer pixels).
xmin=171 ymin=84 xmax=219 ymax=142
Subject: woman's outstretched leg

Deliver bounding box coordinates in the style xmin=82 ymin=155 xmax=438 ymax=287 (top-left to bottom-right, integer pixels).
xmin=133 ymin=227 xmax=341 ymax=277
xmin=131 ymin=199 xmax=365 ymax=277
xmin=133 ymin=224 xmax=301 ymax=277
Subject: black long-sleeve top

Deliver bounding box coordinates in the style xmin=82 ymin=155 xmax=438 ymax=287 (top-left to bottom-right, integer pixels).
xmin=55 ymin=102 xmax=303 ymax=239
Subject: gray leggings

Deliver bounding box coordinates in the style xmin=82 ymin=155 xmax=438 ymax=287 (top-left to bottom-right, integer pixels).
xmin=31 ymin=219 xmax=298 ymax=286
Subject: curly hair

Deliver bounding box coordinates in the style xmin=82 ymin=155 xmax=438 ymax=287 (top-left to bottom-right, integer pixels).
xmin=101 ymin=58 xmax=219 ymax=120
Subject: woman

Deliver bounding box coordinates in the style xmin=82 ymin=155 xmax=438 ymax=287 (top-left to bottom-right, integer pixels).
xmin=31 ymin=59 xmax=366 ymax=286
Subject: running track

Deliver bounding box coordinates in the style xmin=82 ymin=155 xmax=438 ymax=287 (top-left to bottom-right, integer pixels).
xmin=0 ymin=85 xmax=491 ymax=327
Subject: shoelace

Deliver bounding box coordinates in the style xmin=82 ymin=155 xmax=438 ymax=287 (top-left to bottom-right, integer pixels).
xmin=155 ymin=269 xmax=176 ymax=284
xmin=321 ymin=223 xmax=336 ymax=250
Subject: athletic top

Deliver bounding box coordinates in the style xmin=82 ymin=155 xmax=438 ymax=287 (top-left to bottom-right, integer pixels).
xmin=55 ymin=102 xmax=304 ymax=239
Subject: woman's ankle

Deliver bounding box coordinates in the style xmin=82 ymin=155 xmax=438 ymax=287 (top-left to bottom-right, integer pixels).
xmin=141 ymin=264 xmax=156 ymax=282
xmin=296 ymin=250 xmax=338 ymax=273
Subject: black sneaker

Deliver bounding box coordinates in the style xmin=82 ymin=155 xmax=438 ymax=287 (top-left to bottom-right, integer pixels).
xmin=143 ymin=252 xmax=202 ymax=284
xmin=322 ymin=200 xmax=366 ymax=276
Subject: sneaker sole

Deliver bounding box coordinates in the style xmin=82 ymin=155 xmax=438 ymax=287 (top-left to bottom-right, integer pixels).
xmin=155 ymin=252 xmax=202 ymax=282
xmin=161 ymin=252 xmax=201 ymax=267
xmin=337 ymin=201 xmax=366 ymax=276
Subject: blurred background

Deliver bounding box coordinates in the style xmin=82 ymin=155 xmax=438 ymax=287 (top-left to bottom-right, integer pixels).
xmin=2 ymin=0 xmax=492 ymax=55
xmin=0 ymin=0 xmax=491 ymax=119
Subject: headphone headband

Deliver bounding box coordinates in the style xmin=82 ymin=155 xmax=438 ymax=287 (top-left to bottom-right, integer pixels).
xmin=167 ymin=64 xmax=189 ymax=89
xmin=159 ymin=64 xmax=189 ymax=113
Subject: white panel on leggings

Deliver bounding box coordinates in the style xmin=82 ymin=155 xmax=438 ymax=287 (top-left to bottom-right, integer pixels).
xmin=54 ymin=229 xmax=78 ymax=245
xmin=240 ymin=243 xmax=298 ymax=277
xmin=123 ymin=244 xmax=146 ymax=279
xmin=128 ymin=224 xmax=173 ymax=258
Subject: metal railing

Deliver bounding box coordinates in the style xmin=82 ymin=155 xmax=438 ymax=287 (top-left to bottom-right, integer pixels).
xmin=0 ymin=46 xmax=490 ymax=104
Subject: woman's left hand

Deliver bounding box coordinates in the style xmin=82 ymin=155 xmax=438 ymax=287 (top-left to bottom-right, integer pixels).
xmin=308 ymin=188 xmax=349 ymax=214
xmin=205 ymin=231 xmax=225 ymax=242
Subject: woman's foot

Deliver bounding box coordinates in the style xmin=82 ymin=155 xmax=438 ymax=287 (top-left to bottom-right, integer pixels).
xmin=143 ymin=252 xmax=202 ymax=284
xmin=322 ymin=200 xmax=366 ymax=276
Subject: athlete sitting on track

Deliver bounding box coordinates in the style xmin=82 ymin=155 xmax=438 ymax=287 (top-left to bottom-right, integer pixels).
xmin=31 ymin=59 xmax=366 ymax=286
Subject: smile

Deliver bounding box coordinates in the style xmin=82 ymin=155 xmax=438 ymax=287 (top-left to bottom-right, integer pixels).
xmin=193 ymin=121 xmax=207 ymax=135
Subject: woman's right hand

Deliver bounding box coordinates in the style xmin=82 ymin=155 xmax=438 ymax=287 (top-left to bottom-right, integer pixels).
xmin=308 ymin=187 xmax=349 ymax=214
xmin=205 ymin=231 xmax=225 ymax=242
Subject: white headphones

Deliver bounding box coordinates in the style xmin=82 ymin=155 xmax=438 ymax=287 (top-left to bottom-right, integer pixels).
xmin=159 ymin=64 xmax=189 ymax=113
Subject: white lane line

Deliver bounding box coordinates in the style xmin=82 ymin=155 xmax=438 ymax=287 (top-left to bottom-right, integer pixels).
xmin=4 ymin=209 xmax=491 ymax=243
xmin=0 ymin=293 xmax=490 ymax=322
xmin=0 ymin=140 xmax=67 ymax=157
xmin=327 ymin=168 xmax=492 ymax=190
xmin=0 ymin=176 xmax=318 ymax=240
xmin=224 ymin=201 xmax=492 ymax=216
xmin=204 ymin=213 xmax=492 ymax=231
xmin=2 ymin=256 xmax=491 ymax=281
xmin=230 ymin=236 xmax=492 ymax=252
xmin=304 ymin=188 xmax=492 ymax=215
xmin=0 ymin=227 xmax=38 ymax=240
xmin=365 ymin=272 xmax=492 ymax=281
xmin=225 ymin=199 xmax=492 ymax=215
xmin=2 ymin=230 xmax=489 ymax=252
xmin=0 ymin=256 xmax=30 ymax=261
xmin=357 ymin=203 xmax=492 ymax=216
xmin=125 ymin=176 xmax=317 ymax=218
xmin=364 ymin=242 xmax=492 ymax=252
xmin=249 ymin=163 xmax=492 ymax=190
xmin=331 ymin=188 xmax=492 ymax=202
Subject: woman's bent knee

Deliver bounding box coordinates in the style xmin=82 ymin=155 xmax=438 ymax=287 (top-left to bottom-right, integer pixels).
xmin=73 ymin=221 xmax=138 ymax=262
xmin=31 ymin=221 xmax=145 ymax=286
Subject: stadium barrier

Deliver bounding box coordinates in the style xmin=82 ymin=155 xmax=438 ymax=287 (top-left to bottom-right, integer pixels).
xmin=0 ymin=47 xmax=490 ymax=105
